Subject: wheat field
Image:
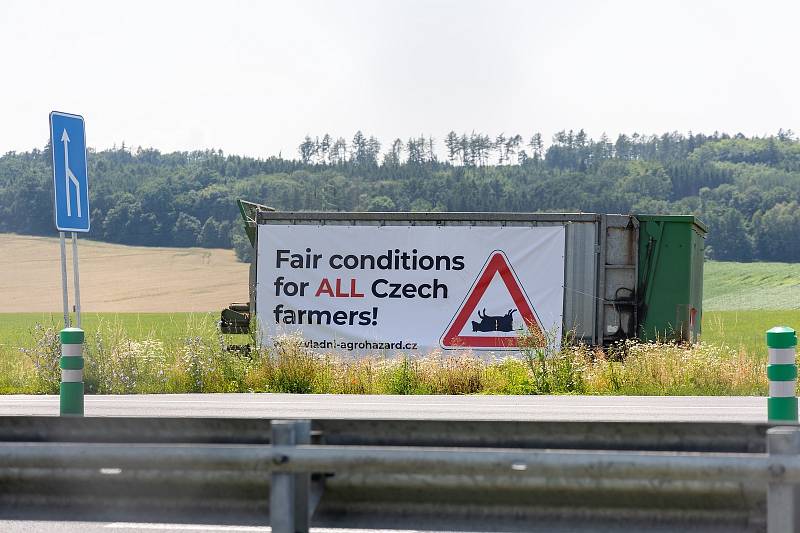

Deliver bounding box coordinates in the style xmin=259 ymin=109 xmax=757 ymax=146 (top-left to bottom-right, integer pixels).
xmin=0 ymin=233 xmax=248 ymax=312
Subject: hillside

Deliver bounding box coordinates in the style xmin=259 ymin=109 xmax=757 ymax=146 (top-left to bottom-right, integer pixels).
xmin=4 ymin=131 xmax=800 ymax=264
xmin=703 ymin=261 xmax=800 ymax=311
xmin=0 ymin=234 xmax=248 ymax=312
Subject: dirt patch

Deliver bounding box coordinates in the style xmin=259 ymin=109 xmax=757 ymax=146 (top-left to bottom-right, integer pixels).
xmin=0 ymin=234 xmax=248 ymax=312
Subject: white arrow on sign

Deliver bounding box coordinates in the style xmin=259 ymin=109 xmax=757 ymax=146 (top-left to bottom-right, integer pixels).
xmin=61 ymin=129 xmax=82 ymax=218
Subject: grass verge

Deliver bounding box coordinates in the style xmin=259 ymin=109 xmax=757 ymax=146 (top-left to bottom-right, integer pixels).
xmin=0 ymin=312 xmax=774 ymax=396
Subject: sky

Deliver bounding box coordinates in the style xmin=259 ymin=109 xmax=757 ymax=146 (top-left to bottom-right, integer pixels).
xmin=1 ymin=0 xmax=799 ymax=158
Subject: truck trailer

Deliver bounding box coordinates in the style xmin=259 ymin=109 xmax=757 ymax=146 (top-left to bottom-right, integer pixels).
xmin=221 ymin=200 xmax=706 ymax=350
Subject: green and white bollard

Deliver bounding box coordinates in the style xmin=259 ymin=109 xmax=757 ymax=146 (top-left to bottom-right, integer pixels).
xmin=60 ymin=327 xmax=84 ymax=416
xmin=767 ymin=326 xmax=798 ymax=422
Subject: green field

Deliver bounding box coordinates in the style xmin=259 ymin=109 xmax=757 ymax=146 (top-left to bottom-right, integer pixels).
xmin=0 ymin=312 xmax=219 ymax=347
xmin=704 ymin=261 xmax=800 ymax=311
xmin=0 ymin=309 xmax=793 ymax=356
xmin=4 ymin=258 xmax=800 ymax=356
xmin=702 ymin=261 xmax=800 ymax=356
xmin=702 ymin=310 xmax=799 ymax=356
xmin=1 ymin=260 xmax=794 ymax=347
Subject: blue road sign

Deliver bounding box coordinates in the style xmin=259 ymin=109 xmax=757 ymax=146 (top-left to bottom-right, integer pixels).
xmin=50 ymin=111 xmax=90 ymax=232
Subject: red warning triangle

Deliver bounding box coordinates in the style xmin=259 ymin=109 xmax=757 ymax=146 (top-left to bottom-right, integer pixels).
xmin=441 ymin=250 xmax=542 ymax=349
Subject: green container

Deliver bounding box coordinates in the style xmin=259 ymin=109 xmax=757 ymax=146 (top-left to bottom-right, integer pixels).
xmin=637 ymin=215 xmax=707 ymax=342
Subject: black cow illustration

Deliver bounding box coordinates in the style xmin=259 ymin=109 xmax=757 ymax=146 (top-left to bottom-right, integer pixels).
xmin=472 ymin=308 xmax=516 ymax=333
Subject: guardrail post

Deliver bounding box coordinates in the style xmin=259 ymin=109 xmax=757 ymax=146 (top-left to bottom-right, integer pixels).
xmin=768 ymin=426 xmax=800 ymax=532
xmin=59 ymin=327 xmax=84 ymax=416
xmin=293 ymin=420 xmax=311 ymax=533
xmin=271 ymin=420 xmax=295 ymax=533
xmin=768 ymin=327 xmax=798 ymax=423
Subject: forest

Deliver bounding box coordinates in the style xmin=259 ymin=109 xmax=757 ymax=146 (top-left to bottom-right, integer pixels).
xmin=1 ymin=129 xmax=799 ymax=263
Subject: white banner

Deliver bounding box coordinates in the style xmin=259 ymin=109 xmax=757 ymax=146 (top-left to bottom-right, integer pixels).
xmin=256 ymin=224 xmax=565 ymax=354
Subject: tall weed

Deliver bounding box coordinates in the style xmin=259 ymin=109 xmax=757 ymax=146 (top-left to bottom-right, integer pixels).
xmin=18 ymin=323 xmax=61 ymax=393
xmin=10 ymin=320 xmax=771 ymax=397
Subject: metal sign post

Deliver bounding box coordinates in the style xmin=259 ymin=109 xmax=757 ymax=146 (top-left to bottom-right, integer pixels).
xmin=59 ymin=232 xmax=70 ymax=328
xmin=50 ymin=111 xmax=90 ymax=416
xmin=71 ymin=232 xmax=82 ymax=327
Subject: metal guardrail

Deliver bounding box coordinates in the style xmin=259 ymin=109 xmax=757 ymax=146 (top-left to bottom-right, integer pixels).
xmin=0 ymin=417 xmax=796 ymax=532
xmin=0 ymin=416 xmax=770 ymax=451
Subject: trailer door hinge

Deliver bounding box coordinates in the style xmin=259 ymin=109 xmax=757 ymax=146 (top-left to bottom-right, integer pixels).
xmin=594 ymin=244 xmax=601 ymax=254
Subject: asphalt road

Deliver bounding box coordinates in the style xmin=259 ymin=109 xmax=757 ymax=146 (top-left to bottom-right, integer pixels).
xmin=0 ymin=393 xmax=767 ymax=422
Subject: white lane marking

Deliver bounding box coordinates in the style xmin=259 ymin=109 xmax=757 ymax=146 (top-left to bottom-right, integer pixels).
xmin=85 ymin=401 xmax=758 ymax=411
xmin=1 ymin=394 xmax=763 ymax=405
xmin=74 ymin=397 xmax=762 ymax=408
xmin=0 ymin=403 xmax=764 ymax=414
xmin=105 ymin=525 xmax=268 ymax=531
xmin=0 ymin=398 xmax=765 ymax=409
xmin=104 ymin=524 xmax=460 ymax=533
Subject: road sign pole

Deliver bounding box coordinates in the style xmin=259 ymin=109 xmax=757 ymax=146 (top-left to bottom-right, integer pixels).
xmin=71 ymin=232 xmax=81 ymax=328
xmin=59 ymin=231 xmax=70 ymax=328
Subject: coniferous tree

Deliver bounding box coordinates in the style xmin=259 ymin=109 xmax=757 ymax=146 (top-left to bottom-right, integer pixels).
xmin=495 ymin=133 xmax=506 ymax=164
xmin=319 ymin=134 xmax=331 ymax=164
xmin=444 ymin=131 xmax=460 ymax=164
xmin=331 ymin=137 xmax=348 ymax=164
